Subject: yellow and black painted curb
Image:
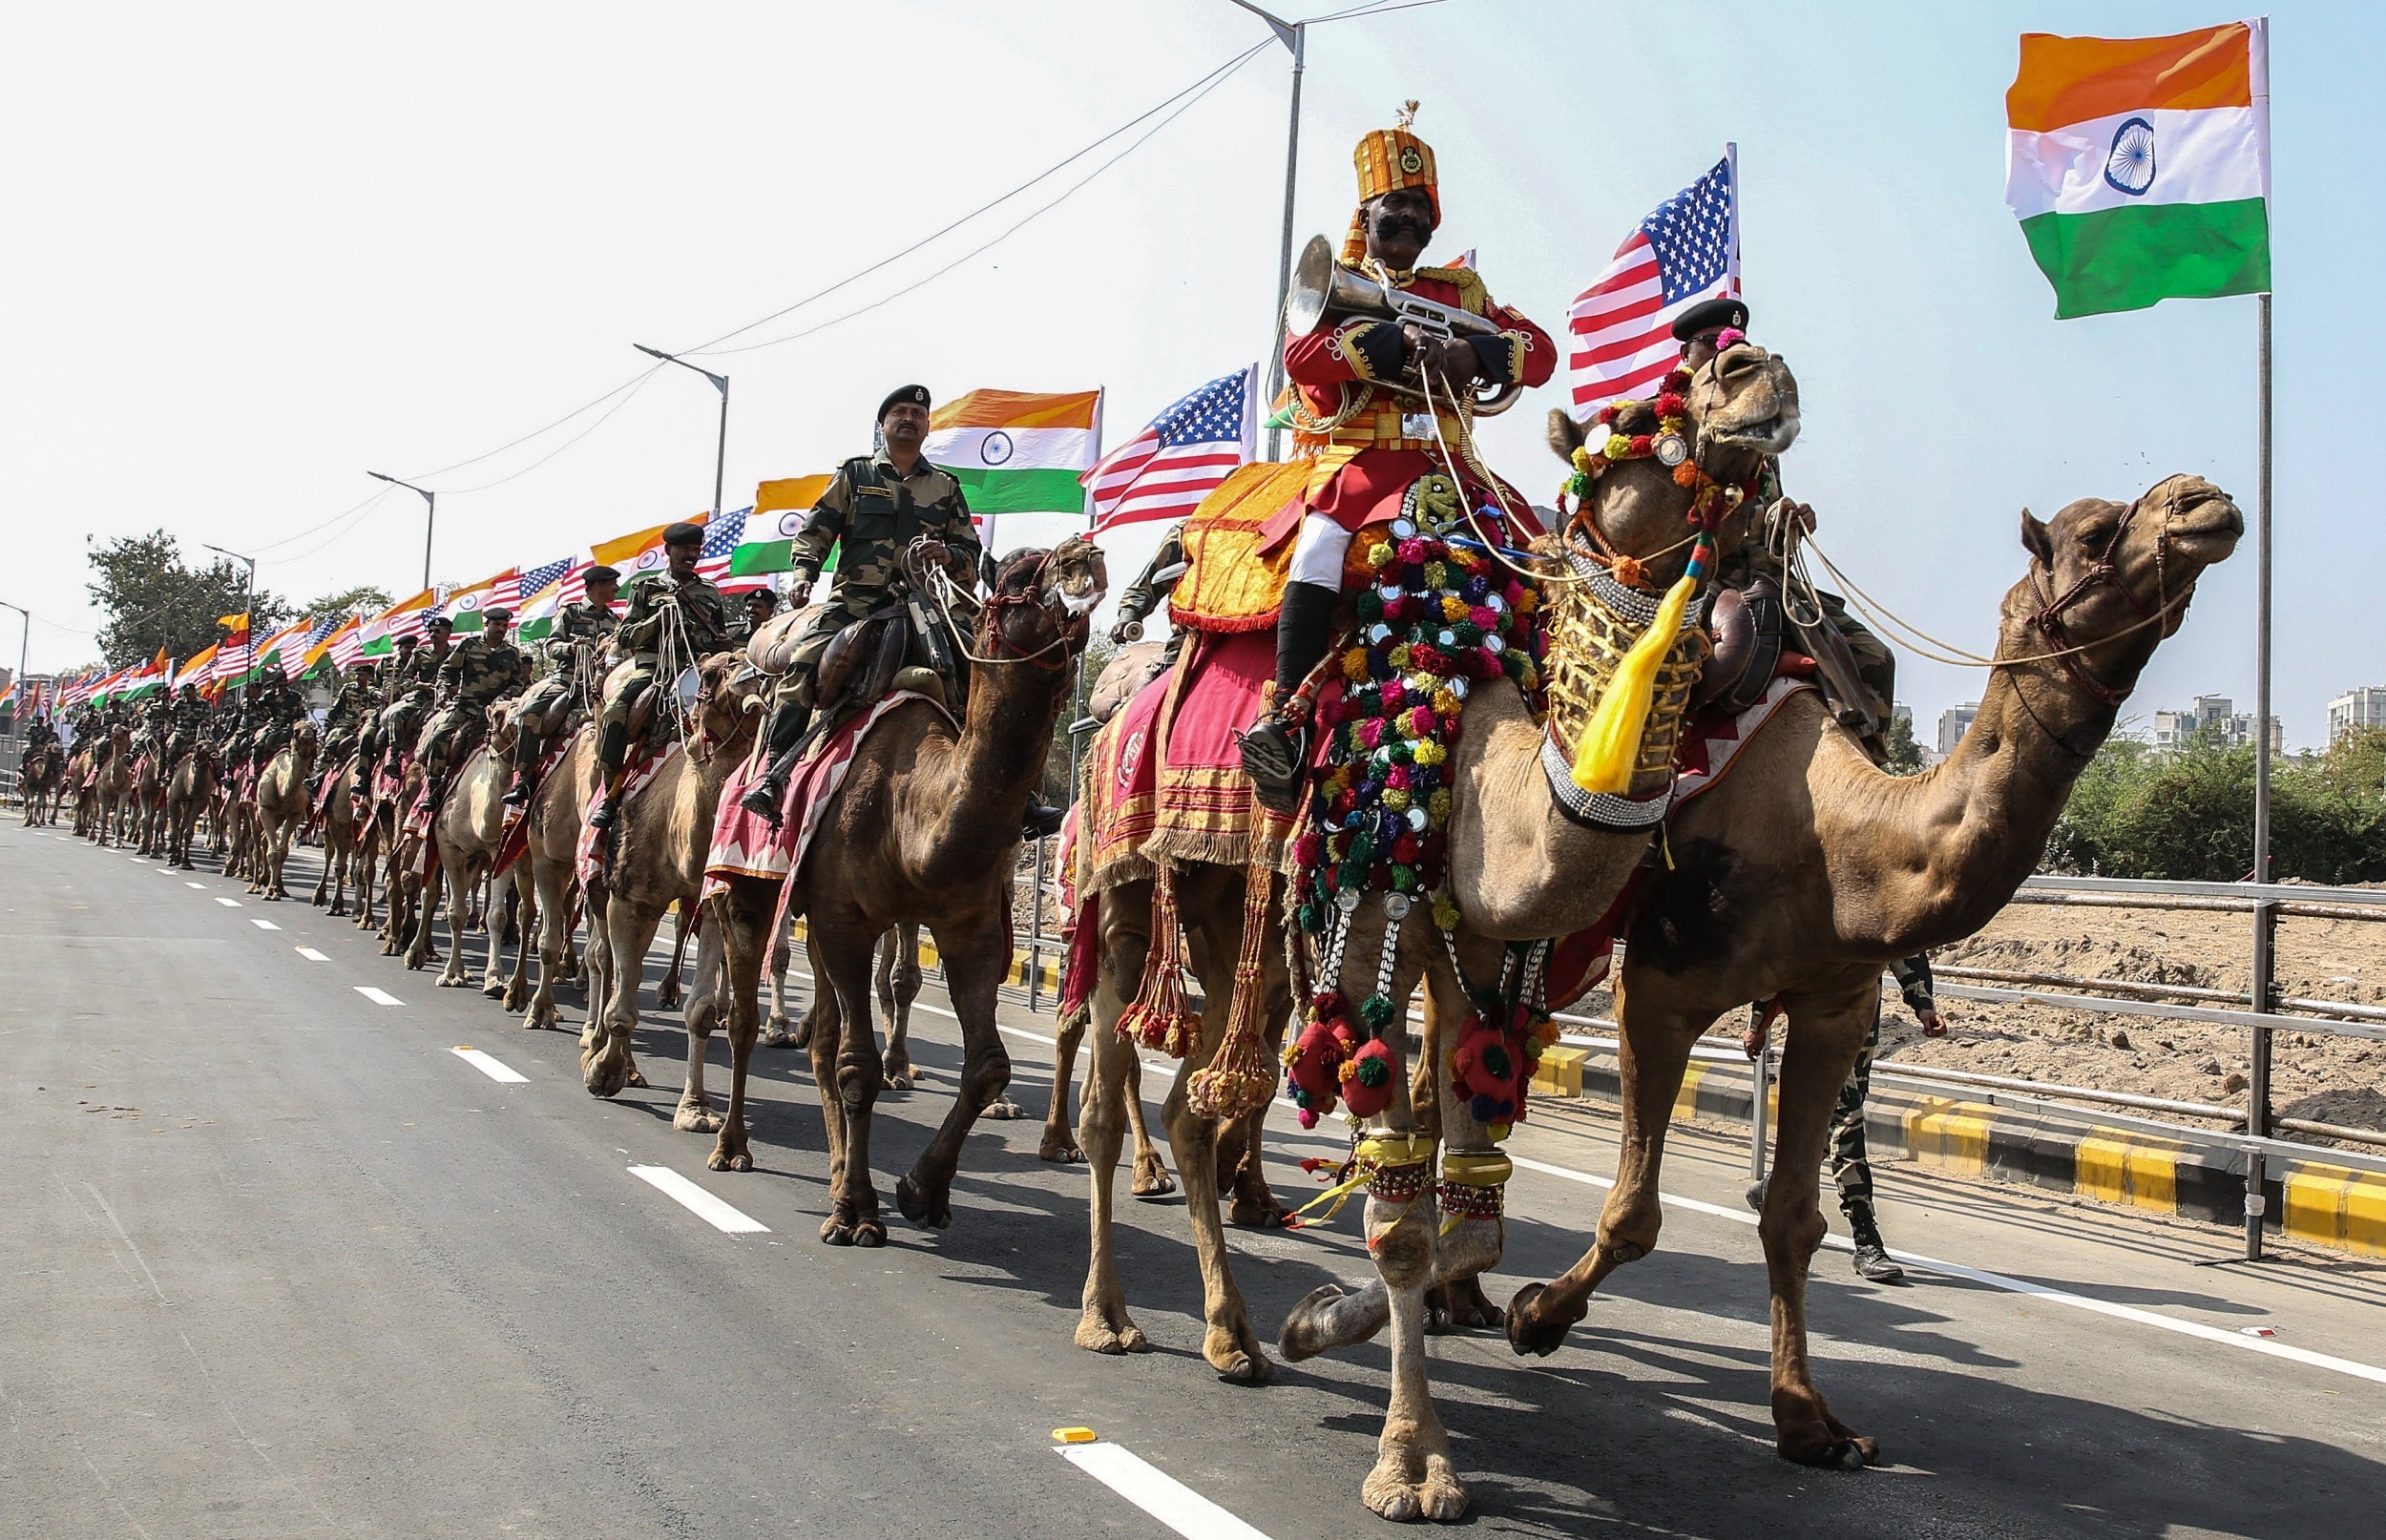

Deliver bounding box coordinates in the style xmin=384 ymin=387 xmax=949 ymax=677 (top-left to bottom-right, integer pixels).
xmin=1535 ymin=1044 xmax=2386 ymax=1259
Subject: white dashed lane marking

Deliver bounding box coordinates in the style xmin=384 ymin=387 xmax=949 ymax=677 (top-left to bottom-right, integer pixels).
xmin=1059 ymin=1441 xmax=1274 ymax=1540
xmin=355 ymin=987 xmax=403 ymax=1007
xmin=252 ymin=919 xmax=279 ymax=930
xmin=184 ymin=882 xmax=206 ymax=889
xmin=215 ymin=897 xmax=241 ymax=907
xmin=296 ymin=947 xmax=329 ymax=962
xmin=627 ymin=1166 xmax=769 ymax=1234
xmin=450 ymin=1047 xmax=528 ymax=1084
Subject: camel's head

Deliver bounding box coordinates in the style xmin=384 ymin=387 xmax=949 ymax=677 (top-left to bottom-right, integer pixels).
xmin=692 ymin=652 xmax=766 ymax=739
xmin=1544 ymin=341 xmax=1801 ymax=580
xmin=484 ymin=699 xmax=518 ymax=758
xmin=2014 ymin=472 xmax=2243 ymax=700
xmin=985 ymin=536 xmax=1108 ymax=660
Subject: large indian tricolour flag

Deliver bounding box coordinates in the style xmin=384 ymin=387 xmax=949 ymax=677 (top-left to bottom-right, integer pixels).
xmin=2005 ymin=19 xmax=2270 ymax=319
xmin=923 ymin=388 xmax=1101 ymax=515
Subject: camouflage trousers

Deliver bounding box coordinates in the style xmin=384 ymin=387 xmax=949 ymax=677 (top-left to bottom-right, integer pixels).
xmin=418 ymin=703 xmax=487 ymax=773
xmin=1826 ymin=1002 xmax=1883 ymax=1222
xmin=772 ymin=598 xmax=877 ymax=711
xmin=1813 ymin=589 xmax=1895 ymax=724
xmin=595 ymin=656 xmax=661 ymax=766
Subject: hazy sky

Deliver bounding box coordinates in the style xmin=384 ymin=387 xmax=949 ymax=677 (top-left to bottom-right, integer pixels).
xmin=4 ymin=2 xmax=2374 ymax=745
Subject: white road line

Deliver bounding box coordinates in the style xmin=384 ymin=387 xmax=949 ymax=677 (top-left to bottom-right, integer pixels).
xmin=627 ymin=1166 xmax=769 ymax=1234
xmin=214 ymin=896 xmax=241 ymax=907
xmin=1506 ymin=1154 xmax=2386 ymax=1386
xmin=451 ymin=1047 xmax=529 ymax=1084
xmin=252 ymin=919 xmax=280 ymax=930
xmin=355 ymin=986 xmax=403 ymax=1007
xmin=184 ymin=881 xmax=206 ymax=889
xmin=296 ymin=947 xmax=329 ymax=962
xmin=1060 ymin=1442 xmax=1273 ymax=1540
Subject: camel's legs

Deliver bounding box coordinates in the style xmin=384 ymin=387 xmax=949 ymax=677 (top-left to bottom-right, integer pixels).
xmin=895 ymin=910 xmax=1013 ymax=1229
xmin=876 ymin=926 xmax=921 ymax=1092
xmin=501 ymin=864 xmax=536 ymax=1011
xmin=1762 ymin=981 xmax=1882 ymax=1468
xmin=405 ymin=843 xmax=445 ymax=970
xmin=583 ymin=897 xmax=662 ymax=1098
xmin=812 ymin=916 xmax=886 ymax=1245
xmin=1040 ymin=1007 xmax=1086 ymax=1163
xmin=1160 ymin=996 xmax=1270 ymax=1382
xmin=803 ymin=927 xmax=851 ymax=1203
xmin=761 ymin=911 xmax=800 ymax=1046
xmin=1506 ymin=981 xmax=1709 ymax=1358
xmin=528 ymin=861 xmax=572 ymax=1029
xmin=675 ymin=920 xmax=725 ymax=1134
xmin=482 ymin=874 xmax=518 ymax=997
xmin=1074 ymin=964 xmax=1148 ymax=1355
xmin=656 ymin=903 xmax=693 ymax=1011
xmin=436 ymin=852 xmax=475 ymax=986
xmin=708 ymin=880 xmax=779 ymax=1173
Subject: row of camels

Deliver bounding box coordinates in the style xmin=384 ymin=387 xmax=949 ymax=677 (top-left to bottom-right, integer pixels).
xmin=29 ymin=328 xmax=2239 ymax=1523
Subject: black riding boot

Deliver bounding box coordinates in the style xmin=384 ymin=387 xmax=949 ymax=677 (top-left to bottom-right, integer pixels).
xmin=504 ymin=726 xmax=542 ymax=806
xmin=589 ymin=721 xmax=630 ymax=830
xmin=1238 ymin=579 xmax=1341 ymax=813
xmin=1846 ymin=1201 xmax=1906 ymax=1283
xmin=739 ymin=700 xmax=813 ymax=826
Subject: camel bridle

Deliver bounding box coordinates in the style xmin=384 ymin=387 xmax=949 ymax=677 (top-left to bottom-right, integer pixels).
xmin=2022 ymin=491 xmax=2189 ymax=708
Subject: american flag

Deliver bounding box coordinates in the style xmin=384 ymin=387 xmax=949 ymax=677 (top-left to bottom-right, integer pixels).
xmin=1568 ymin=155 xmax=1738 ymax=420
xmin=696 ymin=509 xmax=770 ymax=594
xmin=330 ymin=620 xmax=368 ymax=671
xmin=519 ymin=555 xmax=573 ymax=604
xmin=1081 ymin=367 xmax=1256 ymax=533
xmin=283 ymin=614 xmax=342 ymax=679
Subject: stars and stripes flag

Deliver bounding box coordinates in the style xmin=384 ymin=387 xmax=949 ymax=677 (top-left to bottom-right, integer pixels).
xmin=1567 ymin=153 xmax=1739 ymax=420
xmin=695 ymin=509 xmax=771 ymax=593
xmin=1081 ymin=366 xmax=1257 ymax=534
xmin=518 ymin=555 xmax=573 ymax=607
xmin=283 ymin=614 xmax=343 ymax=678
xmin=330 ymin=620 xmax=368 ymax=671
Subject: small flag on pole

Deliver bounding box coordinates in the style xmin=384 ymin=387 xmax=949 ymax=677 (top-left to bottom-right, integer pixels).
xmin=1567 ymin=154 xmax=1738 ymax=421
xmin=1082 ymin=366 xmax=1257 ymax=534
xmin=2005 ymin=19 xmax=2271 ymax=318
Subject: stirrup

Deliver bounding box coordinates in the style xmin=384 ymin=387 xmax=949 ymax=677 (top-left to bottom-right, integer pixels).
xmin=502 ymin=778 xmax=533 ymax=807
xmin=739 ymin=776 xmax=785 ymax=828
xmin=1238 ymin=718 xmax=1307 ymax=814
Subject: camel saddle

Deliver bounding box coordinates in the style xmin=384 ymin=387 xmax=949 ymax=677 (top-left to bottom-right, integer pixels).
xmin=1088 ymin=640 xmax=1168 ymax=725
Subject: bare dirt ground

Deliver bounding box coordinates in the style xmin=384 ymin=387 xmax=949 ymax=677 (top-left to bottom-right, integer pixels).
xmin=1868 ymin=900 xmax=2386 ymax=1146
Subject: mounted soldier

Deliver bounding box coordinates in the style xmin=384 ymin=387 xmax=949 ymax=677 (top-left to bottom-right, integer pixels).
xmin=242 ymin=670 xmax=306 ymax=776
xmin=311 ymin=667 xmax=374 ymax=801
xmin=364 ymin=622 xmax=450 ymax=789
xmin=741 ymin=586 xmax=778 ymax=635
xmin=739 ymin=385 xmax=984 ymax=822
xmin=504 ymin=564 xmax=619 ymax=806
xmin=589 ymin=523 xmax=737 ymax=831
xmin=418 ymin=606 xmax=530 ymax=807
xmin=23 ymin=711 xmax=58 ymax=759
xmin=1238 ymin=106 xmax=1557 ymax=810
xmin=352 ymin=635 xmax=419 ymax=784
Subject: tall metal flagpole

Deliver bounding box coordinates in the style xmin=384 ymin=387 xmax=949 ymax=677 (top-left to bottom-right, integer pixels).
xmin=2242 ymin=288 xmax=2276 ymax=1261
xmin=1229 ymin=1 xmax=1305 ymax=461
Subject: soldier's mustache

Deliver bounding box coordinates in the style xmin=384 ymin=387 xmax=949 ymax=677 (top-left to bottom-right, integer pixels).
xmin=1372 ymin=215 xmax=1431 ymax=243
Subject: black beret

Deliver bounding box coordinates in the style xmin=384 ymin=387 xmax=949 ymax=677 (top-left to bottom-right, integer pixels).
xmin=426 ymin=614 xmax=455 ymax=631
xmin=395 ymin=632 xmax=419 ymax=645
xmin=662 ymin=521 xmax=705 ymax=548
xmin=584 ymin=564 xmax=620 ymax=584
xmin=1671 ymin=296 xmax=1749 ymax=342
xmin=483 ymin=607 xmax=513 ymax=625
xmin=878 ymin=384 xmax=931 ymax=422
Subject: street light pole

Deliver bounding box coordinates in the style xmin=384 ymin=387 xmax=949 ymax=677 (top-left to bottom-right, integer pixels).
xmin=1229 ymin=0 xmax=1306 ymax=461
xmin=202 ymin=544 xmax=259 ymax=680
xmin=635 ymin=344 xmax=731 ymax=520
xmin=0 ymin=600 xmax=27 ymax=748
xmin=367 ymin=472 xmax=438 ymax=592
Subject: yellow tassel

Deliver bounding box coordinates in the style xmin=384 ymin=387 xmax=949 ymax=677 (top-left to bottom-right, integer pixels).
xmin=1570 ymin=572 xmax=1695 ymax=794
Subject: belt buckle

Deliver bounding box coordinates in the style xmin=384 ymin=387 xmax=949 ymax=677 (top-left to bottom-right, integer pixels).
xmin=1401 ymin=411 xmax=1435 ymax=442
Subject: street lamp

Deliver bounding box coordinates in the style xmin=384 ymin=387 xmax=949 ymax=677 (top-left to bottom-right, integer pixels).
xmin=0 ymin=599 xmax=27 ymax=746
xmin=1228 ymin=0 xmax=1307 ymax=460
xmin=202 ymin=543 xmax=259 ymax=679
xmin=367 ymin=471 xmax=437 ymax=592
xmin=634 ymin=344 xmax=730 ymax=521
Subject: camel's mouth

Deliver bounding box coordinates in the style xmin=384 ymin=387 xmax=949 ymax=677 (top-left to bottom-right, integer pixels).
xmin=1705 ymin=401 xmax=1801 ymax=458
xmin=2166 ymin=489 xmax=2245 ymax=565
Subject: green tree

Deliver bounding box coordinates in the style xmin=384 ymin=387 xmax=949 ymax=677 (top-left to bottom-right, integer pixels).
xmin=85 ymin=531 xmax=290 ymax=669
xmin=1881 ymin=712 xmax=1924 ymax=775
xmin=303 ymin=583 xmax=392 ymax=621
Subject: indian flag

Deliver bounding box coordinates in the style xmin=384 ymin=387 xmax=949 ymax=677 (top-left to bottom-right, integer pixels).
xmin=118 ymin=648 xmax=173 ymax=700
xmin=730 ymin=475 xmax=833 ymax=576
xmin=173 ymin=645 xmax=218 ymax=690
xmin=360 ymin=588 xmax=437 ymax=659
xmin=2005 ymin=19 xmax=2271 ymax=319
xmin=923 ymin=388 xmax=1101 ymax=515
xmin=513 ymin=570 xmax=572 ymax=643
xmin=441 ymin=569 xmax=517 ymax=634
xmin=592 ymin=517 xmax=695 ymax=580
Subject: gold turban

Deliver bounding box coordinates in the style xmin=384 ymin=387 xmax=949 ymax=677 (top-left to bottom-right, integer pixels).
xmin=1340 ymin=102 xmax=1439 ymax=264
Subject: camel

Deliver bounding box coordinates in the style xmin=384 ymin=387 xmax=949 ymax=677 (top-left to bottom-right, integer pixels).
xmin=1500 ymin=470 xmax=2242 ymax=1472
xmin=1077 ymin=344 xmax=1800 ymax=1518
xmin=132 ymin=749 xmax=167 ymax=855
xmin=88 ymin=727 xmax=134 ymax=847
xmin=416 ymin=707 xmax=529 ymax=999
xmin=18 ymin=744 xmax=65 ymax=826
xmin=164 ymin=744 xmax=219 ymax=870
xmin=706 ymin=538 xmax=1104 ymax=1247
xmin=577 ymin=654 xmax=763 ymax=1127
xmin=522 ymin=725 xmax=598 ymax=1031
xmin=249 ymin=723 xmax=318 ymax=900
xmin=311 ymin=759 xmax=366 ymax=915
xmin=377 ymin=758 xmax=429 ymax=957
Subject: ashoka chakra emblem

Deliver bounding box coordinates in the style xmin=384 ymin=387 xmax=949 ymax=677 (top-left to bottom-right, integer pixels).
xmin=2103 ymin=116 xmax=2157 ymax=197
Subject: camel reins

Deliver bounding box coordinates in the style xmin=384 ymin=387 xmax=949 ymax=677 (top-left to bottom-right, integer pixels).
xmin=926 ymin=551 xmax=1080 ymax=672
xmin=2020 ymin=491 xmax=2187 ymax=708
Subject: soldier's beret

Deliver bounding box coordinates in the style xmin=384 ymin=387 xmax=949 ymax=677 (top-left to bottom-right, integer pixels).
xmin=877 ymin=384 xmax=931 ymax=422
xmin=584 ymin=564 xmax=620 ymax=584
xmin=426 ymin=614 xmax=455 ymax=632
xmin=395 ymin=632 xmax=420 ymax=645
xmin=663 ymin=521 xmax=705 ymax=548
xmin=484 ymin=607 xmax=513 ymax=625
xmin=1671 ymin=296 xmax=1750 ymax=342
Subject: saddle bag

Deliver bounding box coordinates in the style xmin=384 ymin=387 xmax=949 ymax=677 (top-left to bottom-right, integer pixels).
xmin=1693 ymin=577 xmax=1788 ymax=716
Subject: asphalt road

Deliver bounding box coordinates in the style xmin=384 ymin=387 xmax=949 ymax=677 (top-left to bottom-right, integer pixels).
xmin=6 ymin=819 xmax=2384 ymax=1539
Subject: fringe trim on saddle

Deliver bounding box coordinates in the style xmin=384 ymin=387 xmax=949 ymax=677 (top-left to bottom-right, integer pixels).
xmin=1117 ymin=857 xmax=1201 ymax=1057
xmin=1184 ymin=842 xmax=1277 ymax=1119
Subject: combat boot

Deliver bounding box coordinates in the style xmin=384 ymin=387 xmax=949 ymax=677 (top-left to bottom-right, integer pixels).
xmin=738 ymin=700 xmax=813 ymax=827
xmin=589 ymin=721 xmax=630 ymax=831
xmin=1238 ymin=579 xmax=1341 ymax=813
xmin=1846 ymin=1202 xmax=1906 ymax=1283
xmin=503 ymin=727 xmax=541 ymax=807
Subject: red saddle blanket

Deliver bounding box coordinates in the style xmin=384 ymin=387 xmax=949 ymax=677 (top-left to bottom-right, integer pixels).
xmin=315 ymin=756 xmax=354 ymax=822
xmin=491 ymin=737 xmax=575 ymax=878
xmin=574 ymin=740 xmax=681 ymax=891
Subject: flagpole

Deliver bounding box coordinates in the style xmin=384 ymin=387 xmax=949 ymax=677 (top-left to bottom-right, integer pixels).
xmin=1229 ymin=0 xmax=1305 ymax=462
xmin=1726 ymin=140 xmax=1741 ymax=293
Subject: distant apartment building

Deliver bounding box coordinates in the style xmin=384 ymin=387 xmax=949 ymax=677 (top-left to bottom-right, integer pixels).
xmin=1936 ymin=701 xmax=1979 ymax=761
xmin=2150 ymin=694 xmax=2282 ymax=754
xmin=2327 ymin=686 xmax=2386 ymax=746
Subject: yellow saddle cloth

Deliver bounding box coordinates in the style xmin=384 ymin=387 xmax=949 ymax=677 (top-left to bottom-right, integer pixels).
xmin=1166 ymin=461 xmax=1310 ymax=634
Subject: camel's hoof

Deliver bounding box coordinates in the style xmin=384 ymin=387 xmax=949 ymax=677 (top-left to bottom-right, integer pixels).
xmin=673 ymin=1100 xmax=722 ymax=1134
xmin=1214 ymin=1351 xmax=1271 ymax=1385
xmin=1075 ymin=1315 xmax=1149 ymax=1356
xmin=1227 ymin=1190 xmax=1293 ymax=1229
xmin=821 ymin=1217 xmax=854 ymax=1246
xmin=481 ymin=979 xmax=507 ymax=999
xmin=1363 ymin=1455 xmax=1469 ymax=1524
xmin=983 ymin=1095 xmax=1025 ymax=1121
xmin=1427 ymin=1277 xmax=1502 ymax=1333
xmin=759 ymin=1025 xmax=798 ymax=1050
xmin=885 ymin=1069 xmax=914 ymax=1093
xmin=1781 ymin=1436 xmax=1877 ymax=1470
xmin=1504 ymin=1282 xmax=1579 ymax=1359
xmin=852 ymin=1219 xmax=887 ymax=1249
xmin=707 ymin=1145 xmax=753 ymax=1174
xmin=895 ymin=1175 xmax=952 ymax=1230
xmin=1278 ymin=1282 xmax=1348 ymax=1363
xmin=625 ymin=1067 xmax=648 ymax=1090
xmin=580 ymin=1053 xmax=631 ymax=1100
xmin=1131 ymin=1155 xmax=1177 ymax=1199
xmin=1039 ymin=1132 xmax=1085 ymax=1164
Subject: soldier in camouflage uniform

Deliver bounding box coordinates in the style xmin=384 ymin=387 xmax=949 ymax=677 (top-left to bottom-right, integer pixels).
xmin=742 ymin=587 xmax=777 ymax=635
xmin=504 ymin=565 xmax=619 ymax=805
xmin=242 ymin=672 xmax=306 ymax=774
xmin=164 ymin=684 xmax=210 ymax=764
xmin=308 ymin=669 xmax=373 ymax=802
xmin=589 ymin=525 xmax=738 ymax=830
xmin=740 ymin=384 xmax=984 ymax=823
xmin=1109 ymin=519 xmax=1189 ymax=666
xmin=365 ymin=623 xmax=451 ymax=787
xmin=419 ymin=608 xmax=531 ymax=806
